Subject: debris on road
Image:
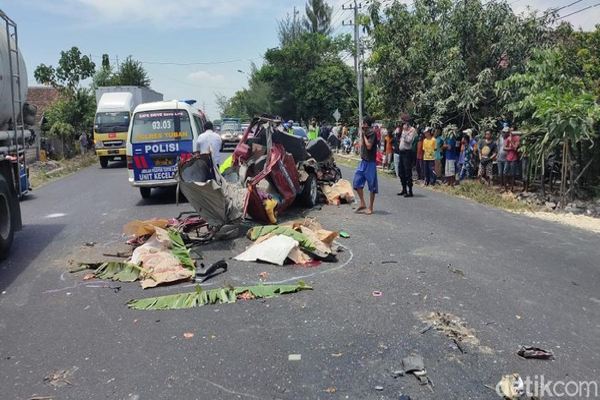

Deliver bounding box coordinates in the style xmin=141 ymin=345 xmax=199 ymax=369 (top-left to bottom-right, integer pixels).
xmin=179 ymin=116 xmax=344 ymax=227
xmin=288 ymin=354 xmax=302 ymax=361
xmin=237 ymin=218 xmax=339 ymax=266
xmin=75 ymin=226 xmax=195 ymax=289
xmin=43 ymin=366 xmax=78 ymax=387
xmin=517 ymin=345 xmax=554 ymax=360
xmin=372 ymin=290 xmax=383 ymax=297
xmin=321 ymin=179 xmax=354 ymax=205
xmin=339 ymin=231 xmax=350 ymax=238
xmin=324 ymin=386 xmax=337 ymax=393
xmin=402 ymin=355 xmax=430 ymax=386
xmin=235 ymin=235 xmax=300 ymax=266
xmin=447 ymin=263 xmax=465 ymax=277
xmin=195 ymin=260 xmax=228 ymax=283
xmin=374 ymin=385 xmax=384 ymax=391
xmin=128 ymin=281 xmax=311 ymax=310
xmin=420 ymin=311 xmax=478 ymax=346
xmin=497 ymin=373 xmax=525 ymax=399
xmin=183 ymin=332 xmax=195 ymax=339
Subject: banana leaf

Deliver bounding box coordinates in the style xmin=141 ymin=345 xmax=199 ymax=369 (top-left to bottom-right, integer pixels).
xmin=88 ymin=261 xmax=148 ymax=282
xmin=128 ymin=281 xmax=312 ymax=310
xmin=167 ymin=229 xmax=195 ymax=271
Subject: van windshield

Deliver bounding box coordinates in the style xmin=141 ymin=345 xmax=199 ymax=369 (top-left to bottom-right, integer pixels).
xmin=131 ymin=109 xmax=193 ymax=143
xmin=95 ymin=112 xmax=130 ymax=133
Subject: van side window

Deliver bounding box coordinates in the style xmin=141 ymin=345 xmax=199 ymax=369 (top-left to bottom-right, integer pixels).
xmin=193 ymin=116 xmax=204 ymax=134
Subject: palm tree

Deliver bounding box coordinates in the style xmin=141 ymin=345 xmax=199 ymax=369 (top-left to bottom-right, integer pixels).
xmin=303 ymin=0 xmax=333 ymax=35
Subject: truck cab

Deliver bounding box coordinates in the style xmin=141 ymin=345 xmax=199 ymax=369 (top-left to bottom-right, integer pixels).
xmin=94 ymin=92 xmax=133 ymax=168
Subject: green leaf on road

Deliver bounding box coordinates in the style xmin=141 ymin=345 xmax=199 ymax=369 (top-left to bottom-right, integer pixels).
xmin=93 ymin=261 xmax=145 ymax=282
xmin=127 ymin=281 xmax=312 ymax=311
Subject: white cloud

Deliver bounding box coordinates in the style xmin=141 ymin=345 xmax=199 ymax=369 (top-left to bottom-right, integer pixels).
xmin=187 ymin=70 xmax=226 ymax=84
xmin=38 ymin=0 xmax=267 ymax=27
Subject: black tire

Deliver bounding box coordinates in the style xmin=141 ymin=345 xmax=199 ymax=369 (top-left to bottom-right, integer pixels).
xmin=299 ymin=172 xmax=318 ymax=208
xmin=0 ymin=175 xmax=15 ymax=260
xmin=139 ymin=187 xmax=152 ymax=199
xmin=99 ymin=157 xmax=109 ymax=168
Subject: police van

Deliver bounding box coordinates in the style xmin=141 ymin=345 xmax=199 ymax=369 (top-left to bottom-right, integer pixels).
xmin=126 ymin=100 xmax=207 ymax=198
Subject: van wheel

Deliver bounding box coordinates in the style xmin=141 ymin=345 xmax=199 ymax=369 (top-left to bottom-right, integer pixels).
xmin=299 ymin=172 xmax=318 ymax=208
xmin=99 ymin=157 xmax=109 ymax=168
xmin=0 ymin=175 xmax=15 ymax=260
xmin=140 ymin=187 xmax=151 ymax=199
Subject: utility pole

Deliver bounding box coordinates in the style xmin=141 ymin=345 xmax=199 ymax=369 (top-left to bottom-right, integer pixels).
xmin=342 ymin=1 xmax=363 ymax=128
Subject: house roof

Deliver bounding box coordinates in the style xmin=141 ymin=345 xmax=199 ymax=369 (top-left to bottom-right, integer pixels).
xmin=26 ymin=86 xmax=61 ymax=122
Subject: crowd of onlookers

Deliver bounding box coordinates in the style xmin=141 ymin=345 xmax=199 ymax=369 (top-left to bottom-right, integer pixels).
xmin=341 ymin=121 xmax=525 ymax=193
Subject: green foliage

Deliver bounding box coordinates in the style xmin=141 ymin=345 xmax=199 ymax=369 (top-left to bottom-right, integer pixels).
xmin=167 ymin=229 xmax=195 ymax=271
xmin=114 ymin=56 xmax=151 ymax=87
xmin=367 ymin=0 xmax=553 ymax=126
xmin=259 ymin=32 xmax=355 ymax=121
xmin=34 ymin=47 xmax=96 ymax=94
xmin=278 ymin=11 xmax=305 ymax=46
xmin=93 ymin=262 xmax=144 ymax=282
xmin=128 ymin=281 xmax=312 ymax=310
xmin=48 ymin=121 xmax=75 ymax=140
xmin=304 ymin=0 xmax=333 ymax=35
xmin=44 ymin=88 xmax=96 ymax=133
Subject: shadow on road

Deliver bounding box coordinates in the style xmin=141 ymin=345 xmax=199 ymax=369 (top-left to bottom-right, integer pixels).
xmin=135 ymin=187 xmax=189 ymax=206
xmin=0 ymin=223 xmax=66 ymax=291
xmin=103 ymin=160 xmax=127 ymax=169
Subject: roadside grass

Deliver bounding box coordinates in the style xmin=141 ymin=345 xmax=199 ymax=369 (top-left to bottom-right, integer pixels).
xmin=334 ymin=154 xmax=534 ymax=212
xmin=429 ymin=180 xmax=535 ymax=212
xmin=29 ymin=153 xmax=98 ymax=189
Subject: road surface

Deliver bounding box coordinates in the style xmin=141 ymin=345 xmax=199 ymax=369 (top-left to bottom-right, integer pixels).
xmin=1 ymin=162 xmax=599 ymax=399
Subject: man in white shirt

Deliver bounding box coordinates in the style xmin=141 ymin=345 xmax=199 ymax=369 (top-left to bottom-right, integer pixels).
xmin=195 ymin=121 xmax=222 ymax=166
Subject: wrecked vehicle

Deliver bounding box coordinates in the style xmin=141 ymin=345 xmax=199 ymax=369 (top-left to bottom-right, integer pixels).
xmin=178 ymin=115 xmax=343 ymax=228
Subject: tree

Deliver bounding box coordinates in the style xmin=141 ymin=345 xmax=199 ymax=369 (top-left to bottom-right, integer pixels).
xmin=114 ymin=56 xmax=150 ymax=87
xmin=48 ymin=121 xmax=76 ymax=158
xmin=367 ymin=0 xmax=553 ymax=127
xmin=34 ymin=47 xmax=96 ymax=94
xmin=498 ymin=47 xmax=600 ymax=203
xmin=303 ymin=0 xmax=333 ymax=35
xmin=258 ymin=32 xmax=354 ymax=121
xmin=44 ymin=88 xmax=96 ymax=135
xmin=278 ymin=11 xmax=305 ymax=46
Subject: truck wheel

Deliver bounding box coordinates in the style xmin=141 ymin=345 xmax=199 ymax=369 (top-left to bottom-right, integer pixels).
xmin=0 ymin=175 xmax=15 ymax=260
xmin=299 ymin=172 xmax=318 ymax=208
xmin=99 ymin=157 xmax=109 ymax=168
xmin=139 ymin=187 xmax=151 ymax=199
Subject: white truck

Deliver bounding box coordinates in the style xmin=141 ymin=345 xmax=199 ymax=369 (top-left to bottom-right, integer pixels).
xmin=94 ymin=86 xmax=163 ymax=168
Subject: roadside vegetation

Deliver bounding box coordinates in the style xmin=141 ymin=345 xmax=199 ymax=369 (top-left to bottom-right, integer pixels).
xmin=29 ymin=153 xmax=98 ymax=189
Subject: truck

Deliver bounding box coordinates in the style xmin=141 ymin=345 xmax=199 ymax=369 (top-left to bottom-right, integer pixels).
xmin=94 ymin=86 xmax=163 ymax=168
xmin=0 ymin=10 xmax=36 ymax=259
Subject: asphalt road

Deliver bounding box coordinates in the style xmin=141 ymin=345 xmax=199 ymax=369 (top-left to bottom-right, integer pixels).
xmin=1 ymin=160 xmax=599 ymax=400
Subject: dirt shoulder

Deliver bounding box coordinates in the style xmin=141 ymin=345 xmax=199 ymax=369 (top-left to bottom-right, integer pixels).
xmin=335 ymin=154 xmax=599 ymax=234
xmin=29 ymin=153 xmax=98 ymax=189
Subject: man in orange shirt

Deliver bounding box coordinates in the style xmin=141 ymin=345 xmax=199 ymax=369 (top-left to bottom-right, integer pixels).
xmin=383 ymin=130 xmax=394 ymax=170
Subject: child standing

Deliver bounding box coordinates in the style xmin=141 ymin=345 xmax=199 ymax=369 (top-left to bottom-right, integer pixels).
xmin=422 ymin=128 xmax=436 ymax=186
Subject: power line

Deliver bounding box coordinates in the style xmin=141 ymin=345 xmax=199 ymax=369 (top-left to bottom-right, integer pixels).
xmin=89 ymin=54 xmax=260 ymax=66
xmin=558 ymin=1 xmax=600 ymax=18
xmin=553 ymin=0 xmax=586 ymax=13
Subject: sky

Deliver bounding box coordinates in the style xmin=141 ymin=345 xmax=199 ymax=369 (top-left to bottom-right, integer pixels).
xmin=3 ymin=0 xmax=599 ymax=120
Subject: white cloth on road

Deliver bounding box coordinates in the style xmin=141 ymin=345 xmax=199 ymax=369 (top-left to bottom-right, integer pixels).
xmin=195 ymin=129 xmax=222 ymax=164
